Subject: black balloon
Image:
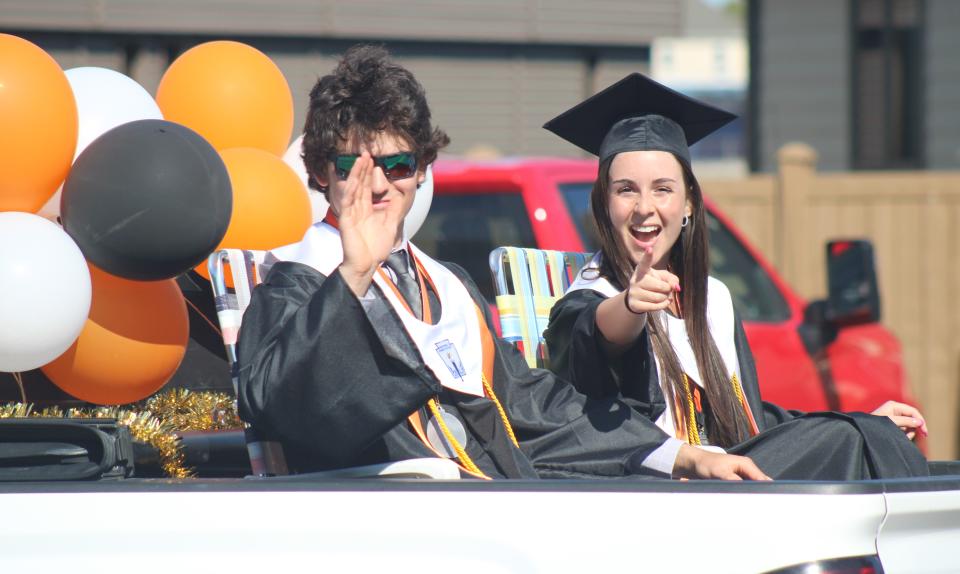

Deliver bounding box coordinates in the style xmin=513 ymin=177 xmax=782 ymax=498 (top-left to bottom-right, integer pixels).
xmin=61 ymin=119 xmax=231 ymax=281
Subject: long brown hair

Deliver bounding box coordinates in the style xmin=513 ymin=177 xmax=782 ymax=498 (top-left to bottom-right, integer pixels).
xmin=590 ymin=154 xmax=751 ymax=448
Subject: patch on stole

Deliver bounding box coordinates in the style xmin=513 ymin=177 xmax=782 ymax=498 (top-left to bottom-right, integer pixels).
xmin=435 ymin=339 xmax=466 ymax=380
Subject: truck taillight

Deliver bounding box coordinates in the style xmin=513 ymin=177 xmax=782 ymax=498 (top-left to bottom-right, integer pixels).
xmin=763 ymin=555 xmax=883 ymax=574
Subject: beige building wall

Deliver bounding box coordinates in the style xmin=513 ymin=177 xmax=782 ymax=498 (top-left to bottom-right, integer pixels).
xmin=1 ymin=0 xmax=681 ymax=44
xmin=3 ymin=0 xmax=668 ymax=157
xmin=400 ymin=48 xmax=589 ymax=158
xmin=0 ymin=31 xmax=649 ymax=157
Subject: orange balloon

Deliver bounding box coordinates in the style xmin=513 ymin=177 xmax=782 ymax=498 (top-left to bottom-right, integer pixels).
xmin=157 ymin=41 xmax=293 ymax=156
xmin=196 ymin=147 xmax=312 ymax=283
xmin=0 ymin=34 xmax=78 ymax=212
xmin=42 ymin=266 xmax=188 ymax=405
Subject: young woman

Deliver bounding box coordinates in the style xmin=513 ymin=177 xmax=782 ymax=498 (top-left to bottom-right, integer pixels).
xmin=543 ymin=73 xmax=929 ymax=480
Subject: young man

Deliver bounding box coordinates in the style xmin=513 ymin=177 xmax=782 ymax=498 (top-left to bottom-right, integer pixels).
xmin=236 ymin=45 xmax=767 ymax=480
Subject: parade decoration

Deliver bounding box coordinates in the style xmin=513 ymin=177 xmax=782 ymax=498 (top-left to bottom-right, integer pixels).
xmin=61 ymin=119 xmax=232 ymax=281
xmin=42 ymin=266 xmax=189 ymax=405
xmin=0 ymin=212 xmax=91 ymax=372
xmin=66 ymin=66 xmax=165 ymax=159
xmin=142 ymin=387 xmax=240 ymax=433
xmin=0 ymin=34 xmax=78 ymax=213
xmin=157 ymin=40 xmax=294 ymax=155
xmin=38 ymin=66 xmax=163 ymax=221
xmin=0 ymin=388 xmax=242 ymax=478
xmin=194 ymin=147 xmax=311 ymax=282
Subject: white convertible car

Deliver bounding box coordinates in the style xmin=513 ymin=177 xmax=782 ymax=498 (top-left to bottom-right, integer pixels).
xmin=3 ymin=241 xmax=957 ymax=573
xmin=2 ymin=447 xmax=959 ymax=573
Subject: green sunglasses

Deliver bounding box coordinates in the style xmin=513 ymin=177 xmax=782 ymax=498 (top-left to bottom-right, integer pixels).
xmin=334 ymin=152 xmax=418 ymax=181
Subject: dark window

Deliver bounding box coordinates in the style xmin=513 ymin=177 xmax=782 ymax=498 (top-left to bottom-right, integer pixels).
xmin=559 ymin=182 xmax=790 ymax=322
xmin=559 ymin=183 xmax=600 ymax=250
xmin=706 ymin=213 xmax=790 ymax=323
xmin=416 ymin=192 xmax=536 ymax=302
xmin=853 ymin=0 xmax=924 ymax=169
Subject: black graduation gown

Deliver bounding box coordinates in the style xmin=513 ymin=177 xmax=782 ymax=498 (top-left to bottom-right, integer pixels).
xmin=236 ymin=260 xmax=669 ymax=479
xmin=545 ymin=289 xmax=928 ymax=480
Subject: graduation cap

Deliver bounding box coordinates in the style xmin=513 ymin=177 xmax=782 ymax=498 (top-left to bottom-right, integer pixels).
xmin=543 ymin=72 xmax=737 ymax=165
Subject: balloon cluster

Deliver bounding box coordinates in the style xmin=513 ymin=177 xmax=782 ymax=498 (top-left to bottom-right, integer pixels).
xmin=0 ymin=36 xmax=325 ymax=405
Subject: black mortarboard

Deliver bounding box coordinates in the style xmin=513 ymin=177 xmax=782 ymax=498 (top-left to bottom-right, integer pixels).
xmin=543 ymin=72 xmax=737 ymax=165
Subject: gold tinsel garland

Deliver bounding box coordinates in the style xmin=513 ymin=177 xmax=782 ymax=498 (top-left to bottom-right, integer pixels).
xmin=143 ymin=388 xmax=240 ymax=432
xmin=0 ymin=389 xmax=242 ymax=478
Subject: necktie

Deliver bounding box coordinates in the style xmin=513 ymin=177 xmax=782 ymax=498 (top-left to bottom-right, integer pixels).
xmin=384 ymin=250 xmax=422 ymax=319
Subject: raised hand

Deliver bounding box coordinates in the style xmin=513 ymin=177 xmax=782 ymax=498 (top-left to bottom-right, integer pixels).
xmin=624 ymin=245 xmax=681 ymax=316
xmin=596 ymin=245 xmax=683 ymax=354
xmin=872 ymin=400 xmax=928 ymax=441
xmin=334 ymin=152 xmax=406 ymax=296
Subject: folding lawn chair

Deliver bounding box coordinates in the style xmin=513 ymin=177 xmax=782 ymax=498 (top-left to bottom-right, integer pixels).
xmin=488 ymin=247 xmax=590 ymax=369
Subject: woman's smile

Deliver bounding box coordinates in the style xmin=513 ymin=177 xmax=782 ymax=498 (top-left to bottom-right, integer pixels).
xmin=607 ymin=150 xmax=691 ymax=269
xmin=629 ymin=223 xmax=661 ymax=248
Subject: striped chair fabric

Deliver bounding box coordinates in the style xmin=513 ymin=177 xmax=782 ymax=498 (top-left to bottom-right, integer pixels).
xmin=207 ymin=249 xmax=287 ymax=476
xmin=207 ymin=249 xmax=270 ymax=383
xmin=488 ymin=247 xmax=590 ymax=369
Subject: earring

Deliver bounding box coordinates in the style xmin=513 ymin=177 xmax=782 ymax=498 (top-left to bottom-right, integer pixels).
xmin=681 ymin=215 xmax=690 ymax=228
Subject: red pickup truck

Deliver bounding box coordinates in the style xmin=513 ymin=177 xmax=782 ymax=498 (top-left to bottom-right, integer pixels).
xmin=417 ymin=157 xmax=914 ymax=414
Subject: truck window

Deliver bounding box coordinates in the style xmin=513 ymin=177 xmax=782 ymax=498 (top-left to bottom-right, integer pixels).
xmin=417 ymin=192 xmax=537 ymax=302
xmin=559 ymin=183 xmax=601 ymax=249
xmin=560 ymin=183 xmax=790 ymax=322
xmin=706 ymin=214 xmax=790 ymax=322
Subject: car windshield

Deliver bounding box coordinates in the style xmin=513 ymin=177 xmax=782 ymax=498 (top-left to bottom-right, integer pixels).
xmin=559 ymin=183 xmax=790 ymax=322
xmin=416 ymin=191 xmax=537 ymax=302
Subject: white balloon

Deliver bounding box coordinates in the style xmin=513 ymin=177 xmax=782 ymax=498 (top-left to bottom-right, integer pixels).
xmin=283 ymin=134 xmax=309 ymax=185
xmin=38 ymin=67 xmax=162 ymax=222
xmin=406 ymin=164 xmax=434 ymax=239
xmin=67 ymin=67 xmax=163 ymax=159
xmin=283 ymin=134 xmax=329 ymax=223
xmin=0 ymin=213 xmax=92 ymax=372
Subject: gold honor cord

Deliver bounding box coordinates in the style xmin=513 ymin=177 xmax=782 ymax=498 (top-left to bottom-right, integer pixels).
xmin=731 ymin=373 xmax=746 ymax=408
xmin=681 ymin=374 xmax=702 ymax=446
xmin=424 ymin=373 xmax=520 ymax=480
xmin=731 ymin=373 xmax=760 ymax=436
xmin=680 ymin=372 xmax=759 ymax=446
xmin=481 ymin=374 xmax=519 ymax=448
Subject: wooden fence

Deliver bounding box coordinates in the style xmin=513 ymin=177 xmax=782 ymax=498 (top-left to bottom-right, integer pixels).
xmin=704 ymin=143 xmax=960 ymax=459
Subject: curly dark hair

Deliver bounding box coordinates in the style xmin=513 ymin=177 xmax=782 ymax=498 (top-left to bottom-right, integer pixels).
xmin=301 ymin=44 xmax=450 ymax=194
